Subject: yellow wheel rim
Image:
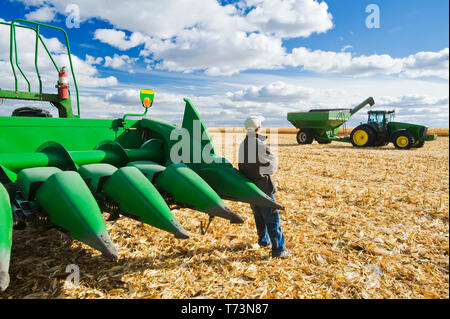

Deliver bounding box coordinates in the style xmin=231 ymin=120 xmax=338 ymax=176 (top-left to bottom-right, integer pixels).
xmin=414 ymin=140 xmax=420 ymax=146
xmin=396 ymin=136 xmax=409 ymax=148
xmin=353 ymin=130 xmax=369 ymax=146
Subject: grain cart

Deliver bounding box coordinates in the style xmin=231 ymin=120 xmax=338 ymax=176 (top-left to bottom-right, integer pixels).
xmin=0 ymin=19 xmax=284 ymax=291
xmin=350 ymin=110 xmax=437 ymax=149
xmin=287 ymin=97 xmax=375 ymax=144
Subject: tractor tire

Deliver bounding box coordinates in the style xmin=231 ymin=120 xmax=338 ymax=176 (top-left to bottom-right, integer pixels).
xmin=316 ymin=139 xmax=332 ymax=144
xmin=392 ymin=130 xmax=415 ymax=150
xmin=296 ymin=129 xmax=314 ymax=145
xmin=12 ymin=107 xmax=52 ymax=118
xmin=350 ymin=125 xmax=376 ymax=148
xmin=414 ymin=140 xmax=425 ymax=148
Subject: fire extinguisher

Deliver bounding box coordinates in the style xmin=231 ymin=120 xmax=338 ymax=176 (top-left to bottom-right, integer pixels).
xmin=56 ymin=66 xmax=69 ymax=100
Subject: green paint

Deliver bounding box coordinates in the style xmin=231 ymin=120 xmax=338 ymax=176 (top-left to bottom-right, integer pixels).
xmin=287 ymin=97 xmax=375 ymax=142
xmin=0 ymin=184 xmax=12 ymax=291
xmin=102 ymin=166 xmax=189 ymax=238
xmin=35 ymin=171 xmax=118 ymax=258
xmin=130 ymin=161 xmax=243 ymax=223
xmin=16 ymin=167 xmax=62 ymax=200
xmin=198 ymin=166 xmax=284 ymax=210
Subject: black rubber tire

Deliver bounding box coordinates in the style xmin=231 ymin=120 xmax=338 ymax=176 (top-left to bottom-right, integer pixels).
xmin=296 ymin=129 xmax=314 ymax=145
xmin=12 ymin=107 xmax=52 ymax=118
xmin=350 ymin=125 xmax=376 ymax=148
xmin=392 ymin=130 xmax=415 ymax=150
xmin=414 ymin=140 xmax=425 ymax=148
xmin=316 ymin=139 xmax=332 ymax=144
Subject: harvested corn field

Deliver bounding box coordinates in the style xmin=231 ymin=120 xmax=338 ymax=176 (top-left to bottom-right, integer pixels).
xmin=1 ymin=134 xmax=448 ymax=299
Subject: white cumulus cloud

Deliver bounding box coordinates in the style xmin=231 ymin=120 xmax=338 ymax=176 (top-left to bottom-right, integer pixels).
xmin=94 ymin=29 xmax=146 ymax=51
xmin=24 ymin=5 xmax=57 ymax=22
xmin=286 ymin=47 xmax=449 ymax=79
xmin=244 ymin=0 xmax=333 ymax=38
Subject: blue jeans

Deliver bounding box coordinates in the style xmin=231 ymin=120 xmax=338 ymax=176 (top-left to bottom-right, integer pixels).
xmin=250 ymin=194 xmax=285 ymax=257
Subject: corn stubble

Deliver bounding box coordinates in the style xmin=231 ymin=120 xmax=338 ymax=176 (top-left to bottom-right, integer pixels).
xmin=1 ymin=135 xmax=448 ymax=299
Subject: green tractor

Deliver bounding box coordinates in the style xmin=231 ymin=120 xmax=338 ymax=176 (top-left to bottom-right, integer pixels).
xmin=350 ymin=110 xmax=437 ymax=149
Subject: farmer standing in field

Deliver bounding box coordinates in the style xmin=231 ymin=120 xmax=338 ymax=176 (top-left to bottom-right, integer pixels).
xmin=238 ymin=116 xmax=289 ymax=258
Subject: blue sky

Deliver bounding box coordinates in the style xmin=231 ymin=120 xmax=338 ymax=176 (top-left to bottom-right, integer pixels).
xmin=0 ymin=0 xmax=448 ymax=127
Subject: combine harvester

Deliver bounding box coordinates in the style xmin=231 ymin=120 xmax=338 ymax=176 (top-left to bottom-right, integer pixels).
xmin=0 ymin=19 xmax=284 ymax=291
xmin=288 ymin=97 xmax=437 ymax=149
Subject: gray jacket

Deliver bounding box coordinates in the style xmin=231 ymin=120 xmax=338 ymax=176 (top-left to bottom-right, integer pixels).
xmin=238 ymin=132 xmax=278 ymax=195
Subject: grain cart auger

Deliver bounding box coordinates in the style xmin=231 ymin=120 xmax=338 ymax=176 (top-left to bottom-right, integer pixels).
xmin=0 ymin=19 xmax=283 ymax=291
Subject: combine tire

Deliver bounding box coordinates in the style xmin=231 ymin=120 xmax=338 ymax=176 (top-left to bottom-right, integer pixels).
xmin=350 ymin=125 xmax=376 ymax=148
xmin=12 ymin=107 xmax=52 ymax=118
xmin=296 ymin=129 xmax=314 ymax=145
xmin=392 ymin=131 xmax=415 ymax=150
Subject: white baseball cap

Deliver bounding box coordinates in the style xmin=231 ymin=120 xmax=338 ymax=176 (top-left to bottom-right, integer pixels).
xmin=244 ymin=116 xmax=265 ymax=131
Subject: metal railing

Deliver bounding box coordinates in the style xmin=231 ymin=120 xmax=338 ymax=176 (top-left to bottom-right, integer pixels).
xmin=0 ymin=19 xmax=80 ymax=116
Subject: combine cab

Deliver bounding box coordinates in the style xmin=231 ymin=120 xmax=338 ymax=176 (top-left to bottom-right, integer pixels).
xmin=0 ymin=19 xmax=284 ymax=291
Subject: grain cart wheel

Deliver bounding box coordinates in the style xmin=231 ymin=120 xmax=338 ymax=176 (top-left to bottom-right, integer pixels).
xmin=316 ymin=139 xmax=332 ymax=144
xmin=392 ymin=130 xmax=415 ymax=150
xmin=350 ymin=125 xmax=375 ymax=148
xmin=296 ymin=129 xmax=314 ymax=145
xmin=414 ymin=140 xmax=425 ymax=148
xmin=12 ymin=107 xmax=52 ymax=118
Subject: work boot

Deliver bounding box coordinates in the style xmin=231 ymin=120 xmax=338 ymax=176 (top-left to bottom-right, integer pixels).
xmin=272 ymin=249 xmax=292 ymax=259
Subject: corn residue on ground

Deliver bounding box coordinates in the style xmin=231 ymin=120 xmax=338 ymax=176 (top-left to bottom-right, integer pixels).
xmin=1 ymin=135 xmax=448 ymax=299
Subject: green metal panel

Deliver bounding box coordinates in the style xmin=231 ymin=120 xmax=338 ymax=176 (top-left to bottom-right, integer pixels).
xmin=0 ymin=183 xmax=13 ymax=291
xmin=198 ymin=166 xmax=284 ymax=210
xmin=128 ymin=161 xmax=166 ymax=181
xmin=139 ymin=117 xmax=179 ymax=165
xmin=16 ymin=167 xmax=62 ymax=200
xmin=388 ymin=122 xmax=424 ymax=141
xmin=102 ymin=166 xmax=189 ymax=239
xmin=130 ymin=161 xmax=243 ymax=223
xmin=0 ymin=144 xmax=163 ymax=173
xmin=0 ymin=117 xmax=143 ymax=153
xmin=79 ymin=164 xmax=188 ymax=238
xmin=182 ymin=98 xmax=218 ymax=156
xmin=35 ymin=171 xmax=118 ymax=259
xmin=78 ymin=163 xmax=118 ymax=193
xmin=287 ymin=111 xmax=351 ymax=130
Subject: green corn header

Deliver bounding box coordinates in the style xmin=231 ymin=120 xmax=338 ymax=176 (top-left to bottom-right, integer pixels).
xmin=0 ymin=20 xmax=283 ymax=291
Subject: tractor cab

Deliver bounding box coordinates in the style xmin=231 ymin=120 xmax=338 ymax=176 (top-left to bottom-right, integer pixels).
xmin=367 ymin=110 xmax=395 ymax=127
